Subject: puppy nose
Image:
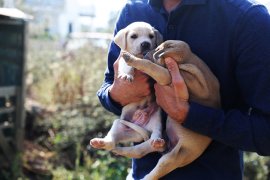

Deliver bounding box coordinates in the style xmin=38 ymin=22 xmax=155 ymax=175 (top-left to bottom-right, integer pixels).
xmin=141 ymin=42 xmax=151 ymax=51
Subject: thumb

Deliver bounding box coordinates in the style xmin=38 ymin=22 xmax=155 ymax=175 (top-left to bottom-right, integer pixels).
xmin=113 ymin=58 xmax=120 ymax=77
xmin=165 ymin=57 xmax=181 ymax=83
xmin=165 ymin=57 xmax=188 ymax=99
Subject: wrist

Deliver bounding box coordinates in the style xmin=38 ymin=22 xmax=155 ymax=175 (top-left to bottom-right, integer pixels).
xmin=108 ymin=85 xmax=126 ymax=106
xmin=103 ymin=86 xmax=122 ymax=115
xmin=169 ymin=102 xmax=190 ymax=124
xmin=177 ymin=102 xmax=189 ymax=124
xmin=178 ymin=102 xmax=190 ymax=123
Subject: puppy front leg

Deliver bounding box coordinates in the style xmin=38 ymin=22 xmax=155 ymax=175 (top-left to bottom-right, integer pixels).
xmin=118 ymin=55 xmax=134 ymax=82
xmin=122 ymin=51 xmax=171 ymax=85
xmin=179 ymin=63 xmax=220 ymax=107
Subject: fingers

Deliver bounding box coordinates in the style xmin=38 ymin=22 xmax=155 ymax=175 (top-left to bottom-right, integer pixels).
xmin=165 ymin=57 xmax=188 ymax=100
xmin=113 ymin=58 xmax=119 ymax=78
xmin=165 ymin=57 xmax=181 ymax=84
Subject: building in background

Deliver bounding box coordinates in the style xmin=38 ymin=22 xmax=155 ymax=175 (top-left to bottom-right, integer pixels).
xmin=24 ymin=0 xmax=95 ymax=38
xmin=3 ymin=0 xmax=14 ymax=8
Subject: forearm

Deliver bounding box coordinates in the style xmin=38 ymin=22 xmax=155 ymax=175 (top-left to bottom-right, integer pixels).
xmin=96 ymin=42 xmax=123 ymax=115
xmin=184 ymin=102 xmax=270 ymax=155
xmin=96 ymin=3 xmax=131 ymax=115
xmin=184 ymin=6 xmax=270 ymax=155
xmin=97 ymin=81 xmax=122 ymax=116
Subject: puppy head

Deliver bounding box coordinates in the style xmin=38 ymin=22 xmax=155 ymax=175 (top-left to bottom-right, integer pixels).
xmin=114 ymin=22 xmax=163 ymax=57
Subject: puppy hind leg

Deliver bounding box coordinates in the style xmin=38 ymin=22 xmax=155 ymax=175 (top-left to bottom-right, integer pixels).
xmin=142 ymin=153 xmax=178 ymax=180
xmin=120 ymin=120 xmax=150 ymax=141
xmin=112 ymin=139 xmax=154 ymax=159
xmin=150 ymin=134 xmax=165 ymax=151
xmin=90 ymin=119 xmax=119 ymax=150
xmin=90 ymin=119 xmax=134 ymax=150
xmin=147 ymin=109 xmax=165 ymax=151
xmin=143 ymin=141 xmax=183 ymax=180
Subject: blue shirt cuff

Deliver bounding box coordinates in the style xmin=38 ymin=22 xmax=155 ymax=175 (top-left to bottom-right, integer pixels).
xmin=105 ymin=86 xmax=122 ymax=115
xmin=183 ymin=102 xmax=223 ymax=136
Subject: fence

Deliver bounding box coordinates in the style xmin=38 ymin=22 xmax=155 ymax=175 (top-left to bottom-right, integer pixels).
xmin=0 ymin=8 xmax=31 ymax=166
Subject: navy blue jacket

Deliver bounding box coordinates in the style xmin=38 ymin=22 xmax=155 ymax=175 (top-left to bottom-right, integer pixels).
xmin=97 ymin=0 xmax=270 ymax=179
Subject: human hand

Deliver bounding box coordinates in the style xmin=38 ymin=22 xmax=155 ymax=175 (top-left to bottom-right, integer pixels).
xmin=109 ymin=58 xmax=151 ymax=106
xmin=154 ymin=57 xmax=189 ymax=123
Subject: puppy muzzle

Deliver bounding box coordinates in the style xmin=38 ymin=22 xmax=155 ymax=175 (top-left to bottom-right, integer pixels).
xmin=141 ymin=41 xmax=151 ymax=55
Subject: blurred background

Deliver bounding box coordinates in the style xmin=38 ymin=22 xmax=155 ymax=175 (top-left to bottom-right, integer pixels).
xmin=0 ymin=0 xmax=269 ymax=180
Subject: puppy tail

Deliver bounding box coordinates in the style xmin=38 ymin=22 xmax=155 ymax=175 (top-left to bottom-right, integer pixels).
xmin=120 ymin=120 xmax=150 ymax=141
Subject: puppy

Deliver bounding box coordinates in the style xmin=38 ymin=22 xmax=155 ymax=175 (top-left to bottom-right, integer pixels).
xmin=121 ymin=40 xmax=220 ymax=179
xmin=90 ymin=22 xmax=166 ymax=156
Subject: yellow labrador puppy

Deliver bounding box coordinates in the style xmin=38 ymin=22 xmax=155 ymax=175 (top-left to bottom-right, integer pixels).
xmin=90 ymin=22 xmax=166 ymax=155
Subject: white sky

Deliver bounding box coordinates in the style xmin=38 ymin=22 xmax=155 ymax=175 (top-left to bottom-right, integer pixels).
xmin=78 ymin=0 xmax=126 ymax=10
xmin=257 ymin=0 xmax=270 ymax=5
xmin=78 ymin=0 xmax=126 ymax=28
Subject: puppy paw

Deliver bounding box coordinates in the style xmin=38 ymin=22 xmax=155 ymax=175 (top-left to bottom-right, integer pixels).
xmin=156 ymin=58 xmax=165 ymax=67
xmin=90 ymin=138 xmax=115 ymax=150
xmin=122 ymin=51 xmax=133 ymax=63
xmin=90 ymin=138 xmax=105 ymax=149
xmin=151 ymin=138 xmax=165 ymax=152
xmin=118 ymin=73 xmax=134 ymax=82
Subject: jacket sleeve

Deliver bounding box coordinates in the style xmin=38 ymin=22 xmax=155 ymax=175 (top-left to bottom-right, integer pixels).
xmin=183 ymin=6 xmax=270 ymax=155
xmin=96 ymin=5 xmax=128 ymax=116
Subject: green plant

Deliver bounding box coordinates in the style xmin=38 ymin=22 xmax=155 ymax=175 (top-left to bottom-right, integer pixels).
xmin=244 ymin=152 xmax=270 ymax=180
xmin=0 ymin=153 xmax=26 ymax=180
xmin=26 ymin=38 xmax=130 ymax=179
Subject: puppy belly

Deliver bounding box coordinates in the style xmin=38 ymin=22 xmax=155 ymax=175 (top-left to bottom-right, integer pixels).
xmin=124 ymin=102 xmax=159 ymax=128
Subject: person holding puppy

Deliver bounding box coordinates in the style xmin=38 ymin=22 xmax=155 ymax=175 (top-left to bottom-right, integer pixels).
xmin=97 ymin=0 xmax=270 ymax=179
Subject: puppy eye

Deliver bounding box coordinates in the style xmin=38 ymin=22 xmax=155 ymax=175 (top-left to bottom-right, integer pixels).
xmin=149 ymin=34 xmax=154 ymax=39
xmin=130 ymin=34 xmax=138 ymax=39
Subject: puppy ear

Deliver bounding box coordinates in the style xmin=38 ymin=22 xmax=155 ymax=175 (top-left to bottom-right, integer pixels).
xmin=153 ymin=28 xmax=163 ymax=47
xmin=114 ymin=28 xmax=128 ymax=50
